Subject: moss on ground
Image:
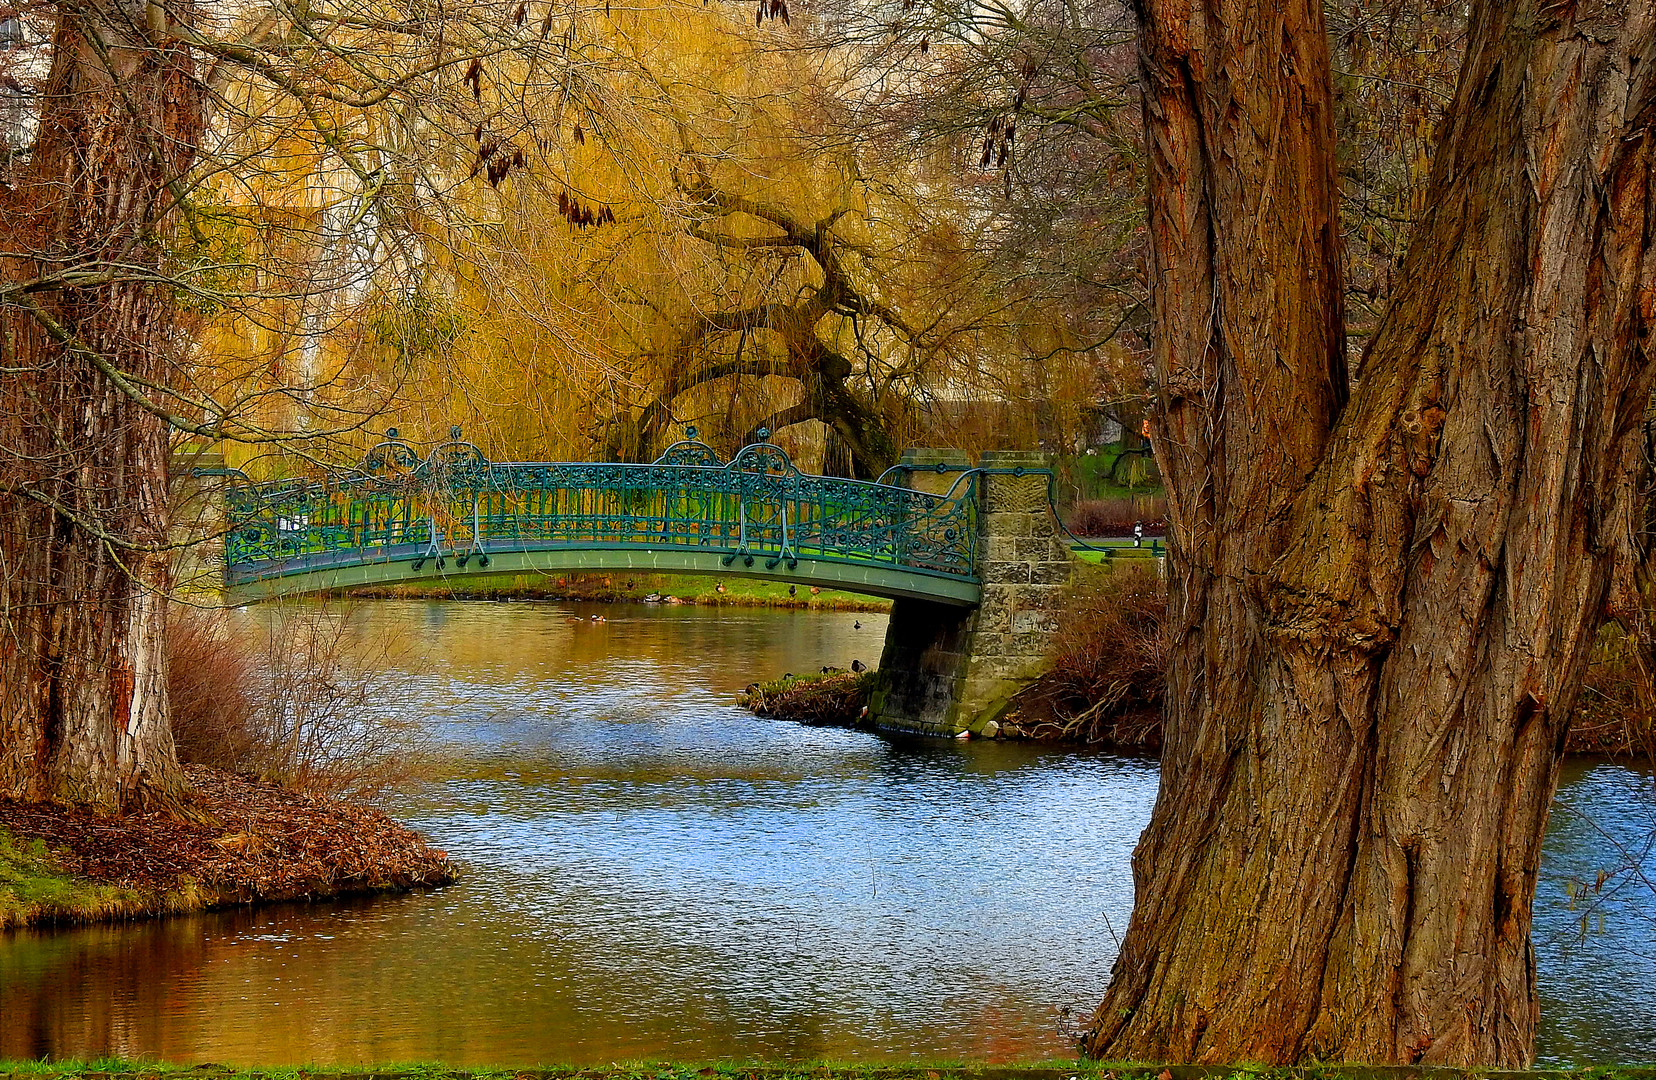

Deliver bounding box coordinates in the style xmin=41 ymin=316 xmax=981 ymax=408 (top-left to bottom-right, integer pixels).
xmin=0 ymin=827 xmax=141 ymax=929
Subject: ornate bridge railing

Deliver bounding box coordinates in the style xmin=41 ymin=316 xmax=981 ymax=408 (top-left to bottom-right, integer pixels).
xmin=222 ymin=428 xmax=982 ymax=605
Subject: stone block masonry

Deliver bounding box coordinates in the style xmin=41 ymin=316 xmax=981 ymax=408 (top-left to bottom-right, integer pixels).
xmin=868 ymin=449 xmax=1078 ymax=736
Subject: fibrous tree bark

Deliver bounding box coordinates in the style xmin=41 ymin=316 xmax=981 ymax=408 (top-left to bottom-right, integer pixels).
xmin=1086 ymin=0 xmax=1656 ymax=1066
xmin=0 ymin=0 xmax=200 ymax=810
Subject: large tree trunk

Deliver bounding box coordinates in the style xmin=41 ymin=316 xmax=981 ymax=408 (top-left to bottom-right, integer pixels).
xmin=0 ymin=0 xmax=200 ymax=811
xmin=1086 ymin=0 xmax=1656 ymax=1067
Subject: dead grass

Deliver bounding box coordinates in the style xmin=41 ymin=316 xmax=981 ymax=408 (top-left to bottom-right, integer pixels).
xmin=1571 ymin=618 xmax=1656 ymax=760
xmin=1002 ymin=566 xmax=1166 ymax=749
xmin=738 ymin=670 xmax=877 ymax=726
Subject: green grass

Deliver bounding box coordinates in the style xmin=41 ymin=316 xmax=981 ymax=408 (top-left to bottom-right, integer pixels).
xmin=2 ymin=1060 xmax=1653 ymax=1080
xmin=1065 ymin=447 xmax=1163 ymax=501
xmin=0 ymin=827 xmax=140 ymax=929
xmin=1073 ymin=545 xmax=1164 ymax=565
xmin=344 ymin=572 xmax=890 ymax=611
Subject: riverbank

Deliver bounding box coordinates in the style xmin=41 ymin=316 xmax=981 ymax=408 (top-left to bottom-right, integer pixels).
xmin=1 ymin=1062 xmax=1651 ymax=1080
xmin=340 ymin=572 xmax=890 ymax=611
xmin=0 ymin=765 xmax=455 ymax=930
xmin=737 ymin=563 xmax=1655 ymax=760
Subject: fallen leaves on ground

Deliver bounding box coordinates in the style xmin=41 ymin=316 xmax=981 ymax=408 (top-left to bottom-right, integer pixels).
xmin=0 ymin=765 xmax=455 ymax=903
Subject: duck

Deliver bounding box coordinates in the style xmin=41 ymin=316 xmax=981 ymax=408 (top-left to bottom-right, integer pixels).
xmin=853 ymin=620 xmax=861 ymax=630
xmin=851 ymin=659 xmax=866 ymax=673
xmin=589 ymin=613 xmax=606 ymax=622
xmin=715 ymin=582 xmax=726 ymax=593
xmin=643 ymin=592 xmax=664 ymax=603
xmin=788 ymin=584 xmax=797 ymax=597
xmin=810 ymin=586 xmax=820 ymax=595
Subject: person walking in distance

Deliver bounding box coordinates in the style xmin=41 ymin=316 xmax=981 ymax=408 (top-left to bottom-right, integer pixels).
xmin=1133 ymin=520 xmax=1144 ymax=548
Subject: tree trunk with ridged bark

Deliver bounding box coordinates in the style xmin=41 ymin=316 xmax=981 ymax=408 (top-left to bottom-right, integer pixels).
xmin=1085 ymin=0 xmax=1656 ymax=1066
xmin=0 ymin=0 xmax=200 ymax=811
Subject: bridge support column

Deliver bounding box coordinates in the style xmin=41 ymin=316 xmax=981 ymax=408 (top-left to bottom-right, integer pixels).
xmin=869 ymin=449 xmax=1075 ymax=737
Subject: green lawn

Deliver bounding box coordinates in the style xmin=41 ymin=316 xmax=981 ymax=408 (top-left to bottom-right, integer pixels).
xmin=1 ymin=1061 xmax=1651 ymax=1080
xmin=1072 ymin=543 xmax=1165 ymax=564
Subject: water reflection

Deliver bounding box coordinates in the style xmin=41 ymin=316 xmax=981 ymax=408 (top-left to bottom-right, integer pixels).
xmin=1 ymin=602 xmax=1652 ymax=1065
xmin=1535 ymin=757 xmax=1656 ymax=1064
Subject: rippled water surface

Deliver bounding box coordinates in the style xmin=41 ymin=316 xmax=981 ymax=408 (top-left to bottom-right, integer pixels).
xmin=1 ymin=601 xmax=1652 ymax=1065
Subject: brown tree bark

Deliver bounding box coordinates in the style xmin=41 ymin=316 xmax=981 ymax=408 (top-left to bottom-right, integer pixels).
xmin=0 ymin=0 xmax=200 ymax=811
xmin=1086 ymin=0 xmax=1656 ymax=1067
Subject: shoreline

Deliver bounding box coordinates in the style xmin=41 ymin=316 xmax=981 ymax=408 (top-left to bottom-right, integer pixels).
xmin=333 ymin=572 xmax=891 ymax=612
xmin=741 ymin=671 xmax=1655 ymax=762
xmin=0 ymin=764 xmax=455 ymax=931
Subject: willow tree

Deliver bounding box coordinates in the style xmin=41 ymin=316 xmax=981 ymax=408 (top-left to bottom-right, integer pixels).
xmin=414 ymin=2 xmax=1022 ymax=478
xmin=1084 ymin=0 xmax=1656 ymax=1067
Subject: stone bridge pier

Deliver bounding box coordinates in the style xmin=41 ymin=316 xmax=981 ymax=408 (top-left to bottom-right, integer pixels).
xmin=869 ymin=449 xmax=1076 ymax=737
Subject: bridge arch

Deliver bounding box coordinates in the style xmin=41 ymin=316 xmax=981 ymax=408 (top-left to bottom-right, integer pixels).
xmin=209 ymin=436 xmax=1078 ymax=738
xmin=220 ymin=430 xmax=982 ymax=607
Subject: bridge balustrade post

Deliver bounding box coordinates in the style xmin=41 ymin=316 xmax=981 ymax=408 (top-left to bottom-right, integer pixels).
xmin=869 ymin=449 xmax=1076 ymax=737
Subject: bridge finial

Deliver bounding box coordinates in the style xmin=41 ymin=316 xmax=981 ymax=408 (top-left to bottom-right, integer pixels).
xmin=450 ymin=424 xmax=463 ymax=439
xmin=386 ymin=427 xmax=399 ymax=440
xmin=756 ymin=427 xmax=770 ymax=442
xmin=686 ymin=425 xmax=698 ymax=440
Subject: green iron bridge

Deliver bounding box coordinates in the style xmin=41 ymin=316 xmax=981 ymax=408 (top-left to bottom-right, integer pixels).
xmin=221 ymin=428 xmax=983 ymax=607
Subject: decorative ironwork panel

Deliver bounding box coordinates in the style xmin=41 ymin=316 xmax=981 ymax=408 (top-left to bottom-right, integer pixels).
xmin=224 ymin=433 xmax=979 ymax=590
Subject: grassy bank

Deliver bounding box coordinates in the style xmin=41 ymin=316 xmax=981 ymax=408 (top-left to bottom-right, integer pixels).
xmin=0 ymin=827 xmax=141 ymax=927
xmin=340 ymin=572 xmax=890 ymax=612
xmin=1 ymin=1061 xmax=1652 ymax=1080
xmin=0 ymin=766 xmax=455 ymax=931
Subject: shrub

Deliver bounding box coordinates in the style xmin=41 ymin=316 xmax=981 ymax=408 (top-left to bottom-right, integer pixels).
xmin=167 ymin=603 xmax=428 ymax=803
xmin=168 ymin=606 xmax=262 ymax=772
xmin=1572 ymin=618 xmax=1656 ymax=761
xmin=1065 ymin=496 xmax=1169 ymax=538
xmin=1009 ymin=565 xmax=1167 ymax=746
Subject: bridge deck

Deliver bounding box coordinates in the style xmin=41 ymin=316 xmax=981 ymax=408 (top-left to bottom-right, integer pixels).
xmin=221 ymin=433 xmax=983 ymax=607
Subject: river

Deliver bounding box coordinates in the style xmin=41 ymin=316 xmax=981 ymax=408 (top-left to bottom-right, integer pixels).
xmin=0 ymin=601 xmax=1651 ymax=1065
